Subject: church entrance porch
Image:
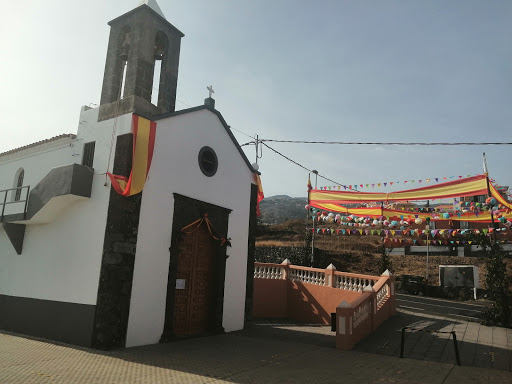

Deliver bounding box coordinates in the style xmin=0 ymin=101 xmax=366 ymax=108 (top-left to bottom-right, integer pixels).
xmin=160 ymin=194 xmax=230 ymax=342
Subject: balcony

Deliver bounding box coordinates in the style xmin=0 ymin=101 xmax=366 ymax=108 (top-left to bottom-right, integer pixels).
xmin=1 ymin=163 xmax=93 ymax=254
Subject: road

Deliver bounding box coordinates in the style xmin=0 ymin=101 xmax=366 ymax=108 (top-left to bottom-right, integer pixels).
xmin=396 ymin=293 xmax=490 ymax=321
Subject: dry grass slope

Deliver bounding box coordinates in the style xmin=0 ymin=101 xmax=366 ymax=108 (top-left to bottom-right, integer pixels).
xmin=256 ymin=219 xmax=512 ymax=288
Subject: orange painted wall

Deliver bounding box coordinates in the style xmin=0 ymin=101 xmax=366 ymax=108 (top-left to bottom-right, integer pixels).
xmin=252 ymin=279 xmax=287 ymax=318
xmin=286 ymin=281 xmax=362 ymax=324
xmin=253 ymin=278 xmax=362 ymax=324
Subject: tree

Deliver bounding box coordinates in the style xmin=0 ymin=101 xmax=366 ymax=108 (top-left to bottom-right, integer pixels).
xmin=484 ymin=242 xmax=511 ymax=327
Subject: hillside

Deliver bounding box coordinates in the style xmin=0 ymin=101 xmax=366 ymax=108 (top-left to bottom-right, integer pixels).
xmin=256 ymin=219 xmax=512 ymax=295
xmin=259 ymin=196 xmax=307 ymax=224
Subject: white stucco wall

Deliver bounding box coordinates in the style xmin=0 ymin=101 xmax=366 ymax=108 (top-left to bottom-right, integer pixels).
xmin=0 ymin=140 xmax=74 ymax=216
xmin=126 ymin=108 xmax=255 ymax=347
xmin=0 ymin=107 xmax=133 ymax=305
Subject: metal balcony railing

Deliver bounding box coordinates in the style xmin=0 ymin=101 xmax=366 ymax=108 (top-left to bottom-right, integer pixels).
xmin=0 ymin=185 xmax=30 ymax=221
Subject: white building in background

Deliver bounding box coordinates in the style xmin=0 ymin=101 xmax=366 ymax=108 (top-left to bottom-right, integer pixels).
xmin=0 ymin=1 xmax=259 ymax=349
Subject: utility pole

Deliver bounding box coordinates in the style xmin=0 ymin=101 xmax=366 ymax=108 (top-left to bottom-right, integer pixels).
xmin=425 ymin=216 xmax=430 ymax=296
xmin=483 ymin=152 xmax=498 ymax=245
xmin=311 ymin=170 xmax=318 ymax=266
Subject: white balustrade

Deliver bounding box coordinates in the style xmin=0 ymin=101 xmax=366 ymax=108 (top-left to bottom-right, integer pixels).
xmin=376 ymin=283 xmax=389 ymax=309
xmin=334 ymin=275 xmax=376 ymax=292
xmin=254 ymin=265 xmax=283 ymax=279
xmin=353 ymin=301 xmax=371 ymax=329
xmin=289 ymin=268 xmax=326 ymax=286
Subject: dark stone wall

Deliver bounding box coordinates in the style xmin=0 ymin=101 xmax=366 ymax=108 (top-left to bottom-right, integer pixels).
xmin=244 ymin=183 xmax=257 ymax=324
xmin=92 ymin=134 xmax=141 ymax=349
xmin=160 ymin=194 xmax=230 ymax=342
xmin=98 ymin=5 xmax=183 ymax=121
xmin=0 ymin=294 xmax=95 ymax=347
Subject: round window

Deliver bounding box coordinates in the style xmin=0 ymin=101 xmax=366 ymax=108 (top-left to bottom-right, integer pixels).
xmin=198 ymin=146 xmax=218 ymax=177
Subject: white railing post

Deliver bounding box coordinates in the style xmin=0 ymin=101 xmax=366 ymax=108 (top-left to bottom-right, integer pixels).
xmin=325 ymin=263 xmax=336 ymax=287
xmin=281 ymin=258 xmax=291 ymax=280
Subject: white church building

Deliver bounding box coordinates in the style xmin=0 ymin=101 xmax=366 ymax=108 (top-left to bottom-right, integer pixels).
xmin=0 ymin=1 xmax=259 ymax=349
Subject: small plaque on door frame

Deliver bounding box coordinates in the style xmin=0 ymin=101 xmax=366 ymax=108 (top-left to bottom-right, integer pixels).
xmin=175 ymin=279 xmax=186 ymax=290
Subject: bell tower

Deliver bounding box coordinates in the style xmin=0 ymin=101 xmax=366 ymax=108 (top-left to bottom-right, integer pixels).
xmin=98 ymin=0 xmax=184 ymax=121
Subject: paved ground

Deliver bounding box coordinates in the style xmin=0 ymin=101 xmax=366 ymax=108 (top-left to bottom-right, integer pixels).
xmin=1 ymin=316 xmax=512 ymax=384
xmin=251 ymin=308 xmax=512 ymax=372
xmin=396 ymin=293 xmax=490 ymax=321
xmin=355 ymin=308 xmax=512 ymax=371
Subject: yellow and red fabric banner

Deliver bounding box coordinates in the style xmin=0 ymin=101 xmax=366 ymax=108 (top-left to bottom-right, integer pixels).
xmin=255 ymin=174 xmax=264 ymax=216
xmin=310 ymin=174 xmax=488 ymax=205
xmin=490 ymin=182 xmax=512 ymax=211
xmin=108 ymin=114 xmax=156 ymax=196
xmin=309 ymin=174 xmax=512 ymax=223
xmin=308 ymin=203 xmax=512 ymax=223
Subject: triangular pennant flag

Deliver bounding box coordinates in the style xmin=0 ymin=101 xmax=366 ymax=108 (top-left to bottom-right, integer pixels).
xmin=378 ymin=183 xmax=381 ymax=187
xmin=435 ymin=178 xmax=439 ymax=182
xmin=426 ymin=179 xmax=430 ymax=183
xmin=390 ymin=182 xmax=394 ymax=185
xmin=384 ymin=183 xmax=387 ymax=187
xmin=391 ymin=230 xmax=396 ymax=236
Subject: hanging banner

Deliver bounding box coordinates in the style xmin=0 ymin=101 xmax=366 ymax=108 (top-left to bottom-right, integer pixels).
xmin=108 ymin=114 xmax=156 ymax=196
xmin=254 ymin=174 xmax=264 ymax=216
xmin=310 ymin=174 xmax=488 ymax=204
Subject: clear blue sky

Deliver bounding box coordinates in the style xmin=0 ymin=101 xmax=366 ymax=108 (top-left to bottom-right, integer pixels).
xmin=1 ymin=0 xmax=511 ymax=198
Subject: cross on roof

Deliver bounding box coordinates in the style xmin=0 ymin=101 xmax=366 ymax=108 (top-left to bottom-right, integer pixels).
xmin=207 ymin=85 xmax=214 ymax=98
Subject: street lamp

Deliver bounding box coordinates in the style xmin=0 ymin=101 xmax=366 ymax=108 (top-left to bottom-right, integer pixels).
xmin=425 ymin=217 xmax=431 ymax=295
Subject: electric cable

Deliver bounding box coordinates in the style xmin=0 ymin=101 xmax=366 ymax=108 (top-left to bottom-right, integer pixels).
xmin=260 ymin=139 xmax=512 ymax=146
xmin=261 ymin=142 xmax=343 ymax=186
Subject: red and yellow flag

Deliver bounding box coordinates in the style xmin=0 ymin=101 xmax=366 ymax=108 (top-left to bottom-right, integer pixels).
xmin=107 ymin=114 xmax=156 ymax=196
xmin=254 ymin=174 xmax=264 ymax=216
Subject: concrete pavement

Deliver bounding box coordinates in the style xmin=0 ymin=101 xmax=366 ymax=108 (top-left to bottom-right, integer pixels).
xmin=1 ymin=320 xmax=512 ymax=384
xmin=355 ymin=308 xmax=512 ymax=371
xmin=396 ymin=293 xmax=490 ymax=321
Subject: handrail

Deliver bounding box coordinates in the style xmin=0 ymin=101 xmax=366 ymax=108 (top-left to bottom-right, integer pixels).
xmin=333 ymin=270 xmax=380 ymax=281
xmin=0 ymin=185 xmax=30 ymax=220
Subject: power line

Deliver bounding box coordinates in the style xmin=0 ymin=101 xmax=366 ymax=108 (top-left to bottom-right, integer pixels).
xmin=230 ymin=126 xmax=256 ymax=140
xmin=261 ymin=142 xmax=342 ymax=185
xmin=260 ymin=139 xmax=512 ymax=146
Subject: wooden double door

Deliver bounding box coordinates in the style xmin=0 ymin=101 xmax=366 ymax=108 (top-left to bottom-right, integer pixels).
xmin=172 ymin=222 xmax=216 ymax=336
